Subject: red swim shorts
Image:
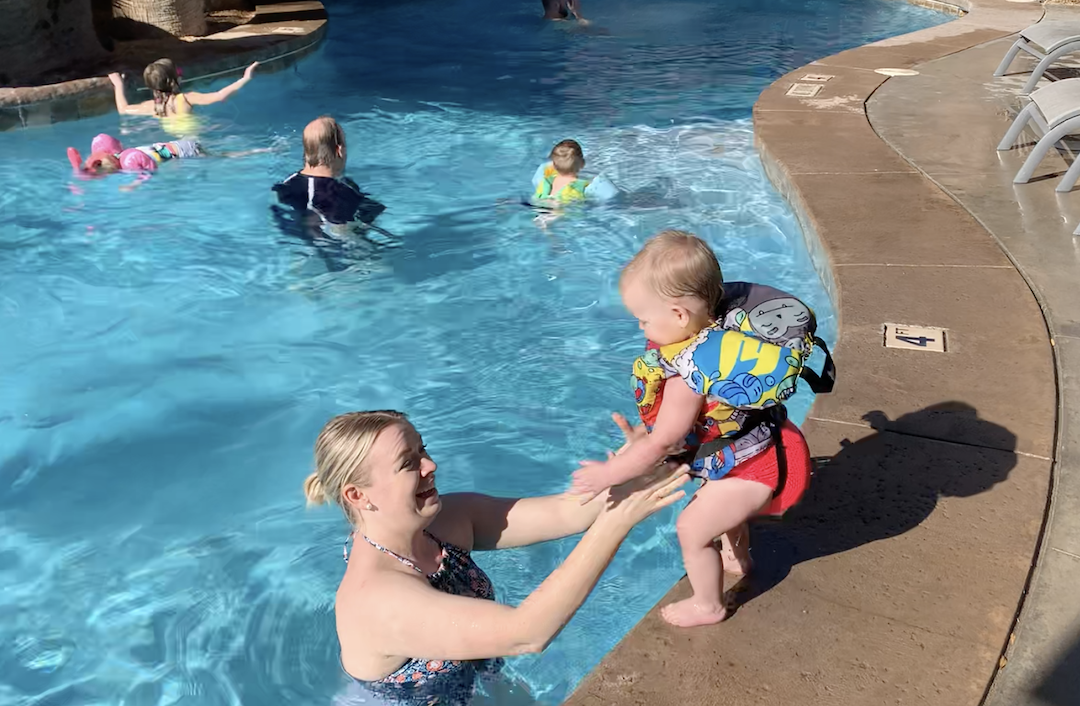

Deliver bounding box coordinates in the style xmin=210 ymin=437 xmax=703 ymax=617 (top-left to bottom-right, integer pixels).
xmin=725 ymin=419 xmax=811 ymax=518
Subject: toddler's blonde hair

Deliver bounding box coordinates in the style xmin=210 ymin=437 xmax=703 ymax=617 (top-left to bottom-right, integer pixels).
xmin=621 ymin=230 xmax=724 ymax=314
xmin=304 ymin=410 xmax=408 ymax=523
xmin=550 ymin=139 xmax=585 ymax=175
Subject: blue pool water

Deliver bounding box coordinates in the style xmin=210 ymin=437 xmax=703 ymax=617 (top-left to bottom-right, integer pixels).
xmin=0 ymin=0 xmax=947 ymax=704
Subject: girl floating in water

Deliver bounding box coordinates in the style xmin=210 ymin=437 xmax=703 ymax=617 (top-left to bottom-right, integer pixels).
xmin=66 ymin=132 xmax=270 ymax=192
xmin=108 ymin=58 xmax=259 ymax=135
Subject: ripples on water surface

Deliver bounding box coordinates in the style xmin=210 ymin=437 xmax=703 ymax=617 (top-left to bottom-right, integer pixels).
xmin=0 ymin=0 xmax=946 ymax=703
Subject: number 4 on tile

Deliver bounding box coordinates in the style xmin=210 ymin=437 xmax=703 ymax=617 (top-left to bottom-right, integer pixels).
xmin=895 ymin=334 xmax=934 ymax=347
xmin=884 ymin=323 xmax=947 ymax=352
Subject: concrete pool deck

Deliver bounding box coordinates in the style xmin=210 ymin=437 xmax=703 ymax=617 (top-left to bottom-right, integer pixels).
xmin=566 ymin=1 xmax=1077 ymax=705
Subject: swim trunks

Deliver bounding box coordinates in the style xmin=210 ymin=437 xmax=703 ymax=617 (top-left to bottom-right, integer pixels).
xmin=725 ymin=419 xmax=811 ymax=517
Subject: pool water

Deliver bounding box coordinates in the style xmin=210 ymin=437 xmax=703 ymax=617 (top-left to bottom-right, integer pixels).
xmin=0 ymin=0 xmax=947 ymax=704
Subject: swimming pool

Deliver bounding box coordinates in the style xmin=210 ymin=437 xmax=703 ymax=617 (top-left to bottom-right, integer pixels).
xmin=0 ymin=0 xmax=947 ymax=704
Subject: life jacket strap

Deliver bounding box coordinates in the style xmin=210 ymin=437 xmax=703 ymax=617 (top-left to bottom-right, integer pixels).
xmin=799 ymin=336 xmax=836 ymax=394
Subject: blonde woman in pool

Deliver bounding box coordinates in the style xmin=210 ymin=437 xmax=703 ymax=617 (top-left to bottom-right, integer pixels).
xmin=305 ymin=409 xmax=688 ymax=705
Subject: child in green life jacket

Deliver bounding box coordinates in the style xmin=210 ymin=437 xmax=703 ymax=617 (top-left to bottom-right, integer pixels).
xmin=531 ymin=139 xmax=618 ymax=204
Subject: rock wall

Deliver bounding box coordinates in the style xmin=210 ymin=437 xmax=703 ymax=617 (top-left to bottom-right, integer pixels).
xmin=0 ymin=0 xmax=108 ymax=87
xmin=111 ymin=0 xmax=207 ymax=38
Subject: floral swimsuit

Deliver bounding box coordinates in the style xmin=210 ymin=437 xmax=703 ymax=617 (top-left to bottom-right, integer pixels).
xmin=343 ymin=532 xmax=502 ymax=706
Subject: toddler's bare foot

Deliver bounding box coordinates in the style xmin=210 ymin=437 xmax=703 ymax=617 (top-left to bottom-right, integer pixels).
xmin=660 ymin=597 xmax=728 ymax=627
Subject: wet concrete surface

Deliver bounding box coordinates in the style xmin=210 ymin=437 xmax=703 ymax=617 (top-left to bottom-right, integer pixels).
xmin=567 ymin=1 xmax=1064 ymax=704
xmin=569 ymin=414 xmax=1048 ymax=706
xmin=870 ymin=11 xmax=1080 ymax=704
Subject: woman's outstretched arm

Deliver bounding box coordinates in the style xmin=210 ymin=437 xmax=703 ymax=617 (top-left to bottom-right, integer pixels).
xmin=444 ymin=411 xmax=675 ymax=550
xmin=445 ymin=490 xmax=609 ymax=551
xmin=353 ymin=468 xmax=688 ymax=661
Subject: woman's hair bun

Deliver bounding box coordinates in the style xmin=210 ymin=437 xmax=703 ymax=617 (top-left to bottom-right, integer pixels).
xmin=303 ymin=471 xmax=326 ymax=506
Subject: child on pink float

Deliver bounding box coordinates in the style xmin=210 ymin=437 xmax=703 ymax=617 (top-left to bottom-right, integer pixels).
xmin=66 ymin=132 xmax=203 ymax=190
xmin=66 ymin=133 xmax=269 ymax=192
xmin=572 ymin=230 xmax=813 ymax=627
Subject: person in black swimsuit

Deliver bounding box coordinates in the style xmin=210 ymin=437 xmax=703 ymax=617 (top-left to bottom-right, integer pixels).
xmin=304 ymin=410 xmax=689 ymax=706
xmin=272 ymin=116 xmax=389 ymax=269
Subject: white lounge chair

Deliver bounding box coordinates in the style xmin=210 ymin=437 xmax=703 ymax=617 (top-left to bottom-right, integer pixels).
xmin=995 ymin=20 xmax=1080 ymax=95
xmin=997 ymin=77 xmax=1080 ymax=193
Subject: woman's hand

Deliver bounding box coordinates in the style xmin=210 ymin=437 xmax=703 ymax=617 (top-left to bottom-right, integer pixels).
xmin=598 ymin=463 xmax=689 ymax=531
xmin=107 ymin=72 xmax=124 ymax=88
xmin=356 ymin=463 xmax=689 ymax=663
xmin=244 ymin=61 xmax=259 ymax=80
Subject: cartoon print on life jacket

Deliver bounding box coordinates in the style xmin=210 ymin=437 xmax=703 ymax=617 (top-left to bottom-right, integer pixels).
xmin=699 ymin=401 xmax=744 ymax=439
xmin=717 ymin=372 xmax=765 ymax=407
xmin=694 ymin=422 xmax=775 ymax=479
xmin=628 ymin=281 xmax=835 ymax=482
xmin=748 ymin=297 xmax=811 ymax=343
xmin=632 ymin=348 xmax=666 ymax=415
xmin=720 ymin=282 xmax=817 ymax=353
xmin=667 ymin=324 xmax=795 ymax=409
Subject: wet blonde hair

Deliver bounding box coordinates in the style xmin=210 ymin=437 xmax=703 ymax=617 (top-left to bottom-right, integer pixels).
xmin=550 ymin=139 xmax=585 ymax=175
xmin=621 ymin=230 xmax=724 ymax=314
xmin=304 ymin=410 xmax=408 ymax=523
xmin=303 ymin=115 xmax=346 ymax=169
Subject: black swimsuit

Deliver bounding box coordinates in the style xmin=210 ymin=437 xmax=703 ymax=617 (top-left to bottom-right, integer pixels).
xmin=343 ymin=532 xmax=502 ymax=705
xmin=542 ymin=0 xmax=574 ymax=19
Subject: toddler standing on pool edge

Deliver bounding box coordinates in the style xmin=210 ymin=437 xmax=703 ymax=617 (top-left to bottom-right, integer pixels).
xmin=572 ymin=230 xmax=815 ymax=627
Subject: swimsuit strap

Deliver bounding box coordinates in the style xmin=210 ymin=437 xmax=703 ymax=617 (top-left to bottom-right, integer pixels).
xmin=346 ymin=531 xmax=445 ymax=576
xmin=360 ymin=533 xmax=423 ymax=573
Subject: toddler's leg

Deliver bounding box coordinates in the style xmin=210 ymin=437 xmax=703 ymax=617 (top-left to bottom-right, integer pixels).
xmin=661 ymin=478 xmax=772 ymax=627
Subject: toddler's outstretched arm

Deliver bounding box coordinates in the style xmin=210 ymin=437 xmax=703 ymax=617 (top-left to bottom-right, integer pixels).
xmin=572 ymin=380 xmax=701 ymax=499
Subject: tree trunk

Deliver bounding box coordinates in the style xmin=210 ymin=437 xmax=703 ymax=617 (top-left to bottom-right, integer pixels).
xmin=111 ymin=0 xmax=207 ymax=38
xmin=0 ymin=0 xmax=108 ymax=87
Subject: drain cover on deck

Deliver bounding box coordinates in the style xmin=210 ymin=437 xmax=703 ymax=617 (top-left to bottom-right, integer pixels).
xmin=786 ymin=83 xmax=823 ymax=97
xmin=800 ymin=74 xmax=835 ymax=82
xmin=884 ymin=323 xmax=947 ymax=352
